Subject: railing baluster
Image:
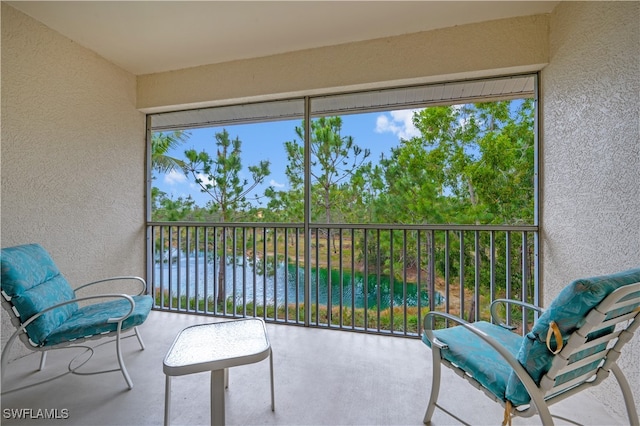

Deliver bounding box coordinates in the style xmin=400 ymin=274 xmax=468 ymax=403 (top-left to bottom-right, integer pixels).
xmin=522 ymin=231 xmax=529 ymax=335
xmin=490 ymin=231 xmax=496 ymax=318
xmin=326 ymin=227 xmax=332 ymax=328
xmin=444 ymin=230 xmax=450 ymax=327
xmin=212 ymin=226 xmax=219 ymax=315
xmin=262 ymin=227 xmax=267 ymax=320
xmin=170 ymin=227 xmax=176 ymax=310
xmin=402 ymin=230 xmax=408 ymax=336
xmin=295 ymin=228 xmax=300 ymax=323
xmin=231 ymin=228 xmax=237 ymax=316
xmin=505 ymin=231 xmax=512 ymax=326
xmin=363 ymin=229 xmax=369 ymax=332
xmin=389 ymin=229 xmax=394 ymax=334
xmin=194 ymin=226 xmax=200 ymax=312
xmin=474 ymin=230 xmax=480 ymax=323
xmin=185 ymin=226 xmax=191 ymax=312
xmin=252 ymin=227 xmax=257 ymax=318
xmin=376 ymin=229 xmax=381 ymax=333
xmin=350 ymin=228 xmax=356 ymax=330
xmin=284 ymin=227 xmax=289 ymax=323
xmin=459 ymin=230 xmax=465 ymax=321
xmin=204 ymin=226 xmax=210 ymax=314
xmin=314 ymin=227 xmax=320 ymax=325
xmin=159 ymin=226 xmax=165 ymax=309
xmin=429 ymin=229 xmax=436 ymax=314
xmin=339 ymin=228 xmax=344 ymax=329
xmin=273 ymin=227 xmax=278 ymax=321
xmin=241 ymin=227 xmax=247 ymax=317
xmin=416 ymin=230 xmax=422 ymax=332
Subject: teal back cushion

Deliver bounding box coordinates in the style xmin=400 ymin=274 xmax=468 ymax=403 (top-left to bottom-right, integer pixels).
xmin=505 ymin=267 xmax=640 ymax=405
xmin=1 ymin=244 xmax=78 ymax=345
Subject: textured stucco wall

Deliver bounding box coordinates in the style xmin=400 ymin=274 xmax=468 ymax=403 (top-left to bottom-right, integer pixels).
xmin=137 ymin=14 xmax=549 ymax=113
xmin=1 ymin=4 xmax=146 ymax=355
xmin=541 ymin=1 xmax=640 ymax=418
xmin=3 ymin=1 xmax=639 ymax=420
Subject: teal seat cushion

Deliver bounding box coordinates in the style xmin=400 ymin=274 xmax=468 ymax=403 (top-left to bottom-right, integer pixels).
xmin=505 ymin=267 xmax=640 ymax=406
xmin=423 ymin=321 xmax=523 ymax=402
xmin=1 ymin=244 xmax=78 ymax=345
xmin=44 ymin=295 xmax=153 ymax=346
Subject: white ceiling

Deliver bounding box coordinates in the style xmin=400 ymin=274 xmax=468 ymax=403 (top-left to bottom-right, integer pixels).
xmin=7 ymin=1 xmax=559 ymax=75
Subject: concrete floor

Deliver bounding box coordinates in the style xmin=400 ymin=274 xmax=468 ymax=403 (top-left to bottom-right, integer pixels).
xmin=0 ymin=310 xmax=626 ymax=426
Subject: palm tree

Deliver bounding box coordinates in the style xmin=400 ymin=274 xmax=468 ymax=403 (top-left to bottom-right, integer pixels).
xmin=151 ymin=131 xmax=190 ymax=173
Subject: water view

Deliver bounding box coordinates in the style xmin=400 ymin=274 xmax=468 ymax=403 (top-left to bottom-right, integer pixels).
xmin=153 ymin=253 xmax=443 ymax=309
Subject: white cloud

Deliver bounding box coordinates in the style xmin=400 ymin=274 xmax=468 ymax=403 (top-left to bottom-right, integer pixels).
xmin=375 ymin=109 xmax=421 ymax=140
xmin=270 ymin=179 xmax=285 ymax=188
xmin=164 ymin=170 xmax=187 ymax=185
xmin=190 ymin=173 xmax=215 ymax=189
xmin=452 ymin=104 xmax=470 ymax=128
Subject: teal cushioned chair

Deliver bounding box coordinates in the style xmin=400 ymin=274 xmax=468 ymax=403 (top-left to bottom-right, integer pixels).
xmin=1 ymin=244 xmax=153 ymax=391
xmin=422 ymin=268 xmax=640 ymax=425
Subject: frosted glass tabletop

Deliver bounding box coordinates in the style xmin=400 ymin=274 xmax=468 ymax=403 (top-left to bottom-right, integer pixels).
xmin=163 ymin=319 xmax=270 ymax=376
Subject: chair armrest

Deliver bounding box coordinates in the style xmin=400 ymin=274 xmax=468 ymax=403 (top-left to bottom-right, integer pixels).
xmin=74 ymin=276 xmax=147 ymax=296
xmin=423 ymin=311 xmax=472 ymax=349
xmin=422 ymin=310 xmax=542 ymax=405
xmin=490 ymin=299 xmax=545 ymax=330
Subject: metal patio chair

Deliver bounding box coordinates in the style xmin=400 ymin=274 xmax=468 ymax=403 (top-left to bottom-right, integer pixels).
xmin=422 ymin=267 xmax=640 ymax=425
xmin=1 ymin=243 xmax=153 ymax=392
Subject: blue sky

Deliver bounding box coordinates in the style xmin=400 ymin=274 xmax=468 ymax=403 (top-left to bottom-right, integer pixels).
xmin=153 ymin=109 xmax=421 ymax=207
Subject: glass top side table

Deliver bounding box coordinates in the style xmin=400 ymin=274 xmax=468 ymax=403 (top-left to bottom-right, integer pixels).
xmin=163 ymin=318 xmax=275 ymax=426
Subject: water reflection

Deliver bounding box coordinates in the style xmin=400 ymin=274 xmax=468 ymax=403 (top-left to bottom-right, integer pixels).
xmin=153 ymin=253 xmax=443 ymax=309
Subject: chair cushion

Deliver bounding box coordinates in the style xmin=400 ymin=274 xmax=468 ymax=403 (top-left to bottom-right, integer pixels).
xmin=1 ymin=244 xmax=78 ymax=345
xmin=505 ymin=267 xmax=640 ymax=406
xmin=423 ymin=321 xmax=523 ymax=402
xmin=44 ymin=295 xmax=153 ymax=346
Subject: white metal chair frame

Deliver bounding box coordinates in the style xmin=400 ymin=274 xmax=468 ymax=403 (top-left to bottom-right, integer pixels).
xmin=1 ymin=276 xmax=147 ymax=393
xmin=423 ymin=282 xmax=640 ymax=425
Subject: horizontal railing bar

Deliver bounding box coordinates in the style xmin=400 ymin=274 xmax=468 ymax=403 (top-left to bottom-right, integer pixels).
xmin=148 ymin=221 xmax=538 ymax=232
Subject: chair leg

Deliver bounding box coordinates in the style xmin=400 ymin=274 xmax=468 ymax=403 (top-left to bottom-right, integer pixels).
xmin=115 ymin=328 xmax=133 ymax=390
xmin=0 ymin=342 xmax=10 ymax=384
xmin=526 ymin=387 xmax=554 ymax=425
xmin=134 ymin=326 xmax=146 ymax=350
xmin=424 ymin=346 xmax=443 ymax=424
xmin=38 ymin=351 xmax=48 ymax=371
xmin=611 ymin=363 xmax=640 ymax=426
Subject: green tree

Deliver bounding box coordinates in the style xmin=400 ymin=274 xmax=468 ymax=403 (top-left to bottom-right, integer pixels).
xmin=373 ymin=138 xmax=446 ymax=224
xmin=151 ymin=130 xmax=191 ymax=222
xmin=152 ymin=189 xmax=197 ymax=221
xmin=151 ymin=131 xmax=190 ymax=173
xmin=277 ymin=116 xmax=371 ymax=224
xmin=183 ymin=129 xmax=271 ymax=303
xmin=413 ymin=100 xmax=534 ymax=224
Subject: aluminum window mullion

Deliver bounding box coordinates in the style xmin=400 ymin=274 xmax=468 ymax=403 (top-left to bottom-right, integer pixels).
xmin=303 ymin=96 xmax=311 ymax=327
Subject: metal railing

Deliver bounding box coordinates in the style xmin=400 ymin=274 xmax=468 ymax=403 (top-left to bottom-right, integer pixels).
xmin=147 ymin=222 xmax=538 ymax=337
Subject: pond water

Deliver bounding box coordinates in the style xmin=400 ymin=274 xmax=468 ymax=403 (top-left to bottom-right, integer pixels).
xmin=153 ymin=254 xmax=443 ymax=309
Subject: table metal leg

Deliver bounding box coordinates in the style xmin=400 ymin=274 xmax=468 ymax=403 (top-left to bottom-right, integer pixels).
xmin=164 ymin=375 xmax=171 ymax=426
xmin=269 ymin=350 xmax=275 ymax=411
xmin=211 ymin=369 xmax=226 ymax=426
